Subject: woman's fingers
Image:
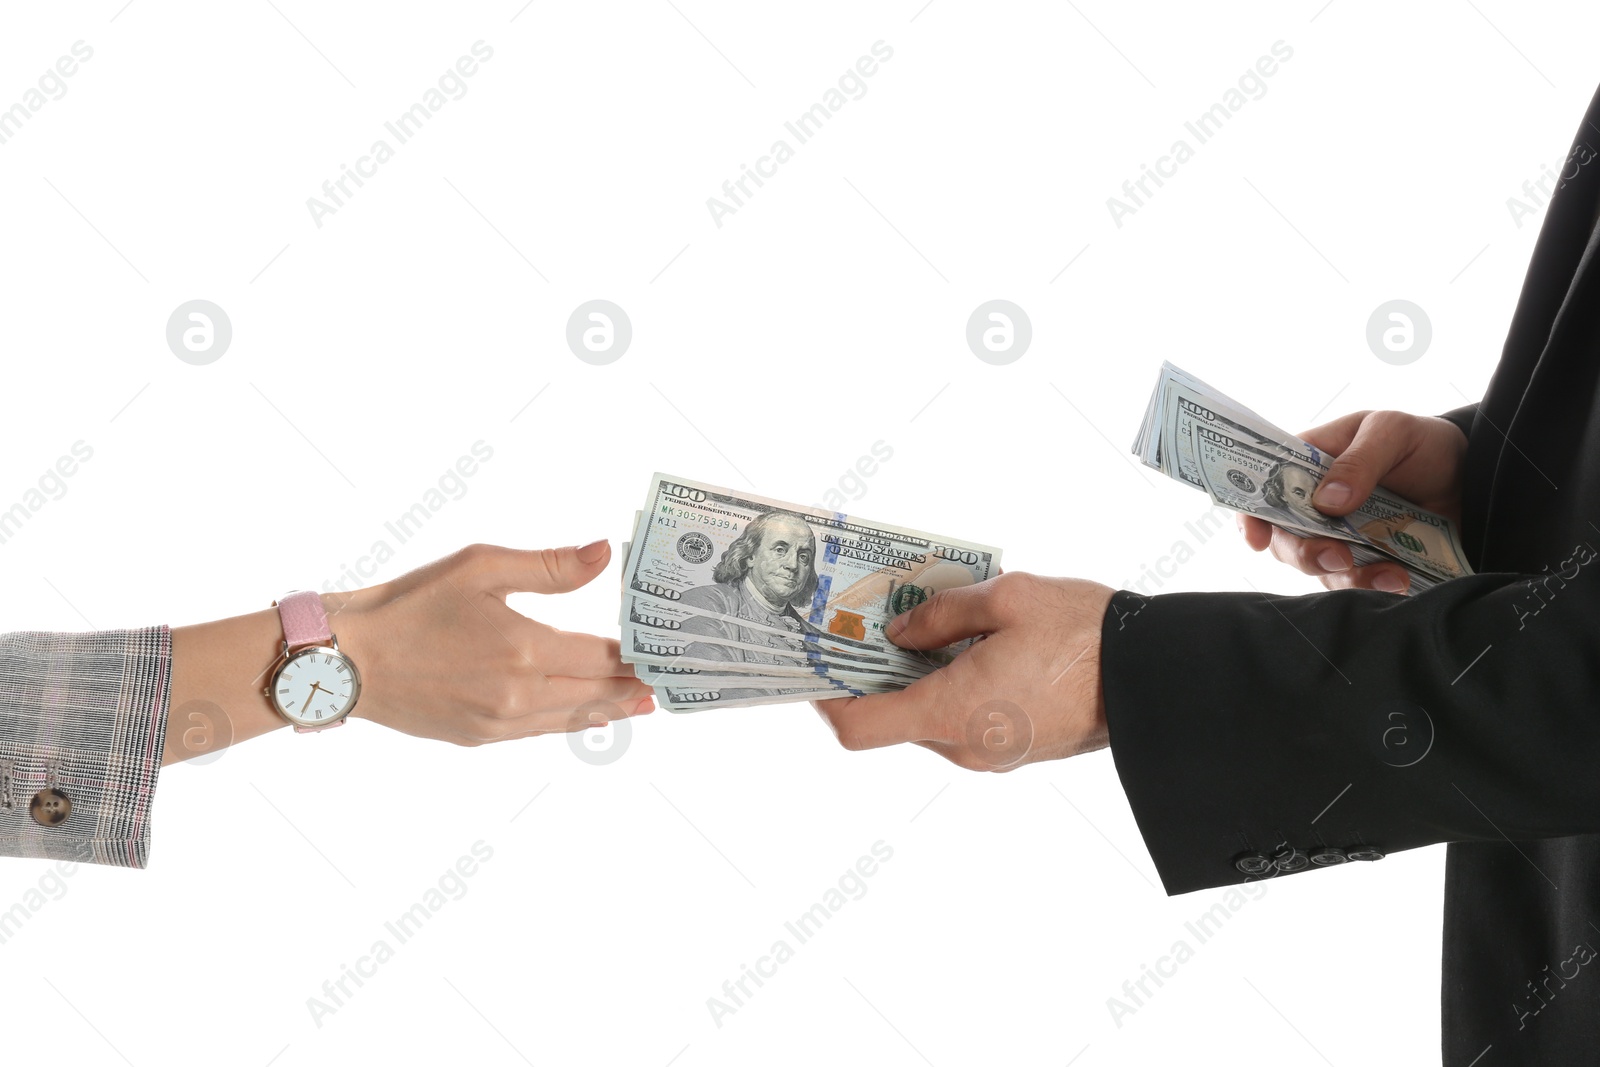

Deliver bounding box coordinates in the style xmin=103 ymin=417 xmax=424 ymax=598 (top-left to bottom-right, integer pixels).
xmin=534 ymin=629 xmax=637 ymax=680
xmin=515 ymin=674 xmax=653 ymax=716
xmin=470 ymin=596 xmax=636 ymax=679
xmin=454 ymin=675 xmax=654 ymax=744
xmin=509 ymin=676 xmax=655 ymax=735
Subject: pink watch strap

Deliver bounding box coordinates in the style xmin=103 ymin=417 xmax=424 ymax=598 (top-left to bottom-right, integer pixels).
xmin=276 ymin=590 xmax=331 ymax=649
xmin=273 ymin=590 xmax=345 ymax=733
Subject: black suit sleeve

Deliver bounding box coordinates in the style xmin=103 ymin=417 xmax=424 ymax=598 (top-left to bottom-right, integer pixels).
xmin=1438 ymin=402 xmax=1478 ymax=442
xmin=1099 ymin=562 xmax=1600 ymax=895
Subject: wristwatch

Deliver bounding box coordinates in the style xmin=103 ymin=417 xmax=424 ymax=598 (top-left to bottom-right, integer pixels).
xmin=262 ymin=590 xmax=362 ymax=732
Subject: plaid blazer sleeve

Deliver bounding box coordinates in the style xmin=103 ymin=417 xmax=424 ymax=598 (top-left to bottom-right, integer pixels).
xmin=0 ymin=626 xmax=170 ymax=868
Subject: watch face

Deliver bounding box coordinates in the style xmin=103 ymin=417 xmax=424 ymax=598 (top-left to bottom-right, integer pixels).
xmin=271 ymin=647 xmax=360 ymax=727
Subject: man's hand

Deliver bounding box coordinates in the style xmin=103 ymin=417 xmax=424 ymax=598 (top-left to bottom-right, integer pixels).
xmin=1238 ymin=409 xmax=1468 ymax=593
xmin=813 ymin=573 xmax=1114 ymax=771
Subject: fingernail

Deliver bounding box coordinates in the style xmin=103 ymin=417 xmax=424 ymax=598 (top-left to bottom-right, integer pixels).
xmin=576 ymin=538 xmax=609 ymax=564
xmin=1314 ymin=481 xmax=1350 ymax=509
xmin=1317 ymin=548 xmax=1349 ymax=572
xmin=1373 ymin=572 xmax=1408 ymax=594
xmin=633 ymin=696 xmax=656 ymax=715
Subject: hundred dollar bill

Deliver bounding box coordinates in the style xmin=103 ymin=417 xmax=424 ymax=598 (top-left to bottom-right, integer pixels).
xmin=633 ymin=664 xmax=904 ymax=694
xmin=630 ymin=656 xmax=910 ymax=695
xmin=620 ymin=474 xmax=1003 ymax=712
xmin=623 ymin=474 xmax=1002 ymax=661
xmin=657 ymin=684 xmax=866 ymax=712
xmin=625 ymin=624 xmax=927 ymax=683
xmin=1136 ymin=362 xmax=1473 ymax=591
xmin=620 ymin=536 xmax=909 ymax=697
xmin=645 ymin=669 xmax=891 ymax=694
xmin=622 ymin=588 xmax=936 ymax=675
xmin=622 ymin=514 xmax=940 ymax=676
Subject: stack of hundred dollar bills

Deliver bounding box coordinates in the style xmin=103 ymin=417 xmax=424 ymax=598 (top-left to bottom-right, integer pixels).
xmin=1134 ymin=361 xmax=1473 ymax=592
xmin=619 ymin=474 xmax=1003 ymax=712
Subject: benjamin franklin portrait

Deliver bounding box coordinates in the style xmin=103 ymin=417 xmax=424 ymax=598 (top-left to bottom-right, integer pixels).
xmin=1261 ymin=459 xmax=1345 ymax=533
xmin=678 ymin=512 xmax=823 ymax=664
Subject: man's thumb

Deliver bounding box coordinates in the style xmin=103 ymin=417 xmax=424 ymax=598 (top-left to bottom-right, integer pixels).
xmin=1312 ymin=413 xmax=1409 ymax=516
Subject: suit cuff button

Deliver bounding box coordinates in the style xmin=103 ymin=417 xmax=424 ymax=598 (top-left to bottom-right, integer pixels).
xmin=1272 ymin=847 xmax=1309 ymax=872
xmin=1233 ymin=851 xmax=1273 ymax=875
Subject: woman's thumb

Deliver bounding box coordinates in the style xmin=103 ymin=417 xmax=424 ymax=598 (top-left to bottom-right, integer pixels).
xmin=473 ymin=540 xmax=613 ymax=595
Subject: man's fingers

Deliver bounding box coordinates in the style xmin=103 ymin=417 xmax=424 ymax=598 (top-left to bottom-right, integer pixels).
xmin=1236 ymin=513 xmax=1274 ymax=551
xmin=1267 ymin=530 xmax=1412 ymax=591
xmin=1267 ymin=527 xmax=1359 ymax=576
xmin=1318 ymin=565 xmax=1411 ymax=594
xmin=464 ymin=540 xmax=613 ymax=597
xmin=814 ymin=688 xmax=944 ymax=751
xmin=1303 ymin=411 xmax=1419 ymax=517
xmin=885 ymin=577 xmax=1011 ymax=650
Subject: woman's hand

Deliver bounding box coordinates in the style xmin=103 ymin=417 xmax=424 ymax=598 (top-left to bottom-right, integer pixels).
xmin=166 ymin=540 xmax=653 ymax=762
xmin=1237 ymin=410 xmax=1468 ymax=593
xmin=329 ymin=541 xmax=654 ymax=745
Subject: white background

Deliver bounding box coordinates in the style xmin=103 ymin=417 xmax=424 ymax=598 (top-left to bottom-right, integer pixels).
xmin=0 ymin=1 xmax=1592 ymax=1063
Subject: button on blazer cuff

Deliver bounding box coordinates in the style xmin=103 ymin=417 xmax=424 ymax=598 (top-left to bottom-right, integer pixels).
xmin=1099 ymin=573 xmax=1600 ymax=895
xmin=0 ymin=626 xmax=170 ymax=868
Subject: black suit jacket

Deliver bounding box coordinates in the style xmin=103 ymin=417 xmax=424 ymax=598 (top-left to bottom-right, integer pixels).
xmin=1100 ymin=82 xmax=1600 ymax=1060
